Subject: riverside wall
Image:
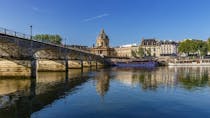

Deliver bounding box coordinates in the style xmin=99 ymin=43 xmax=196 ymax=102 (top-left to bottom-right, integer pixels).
xmin=0 ymin=58 xmax=104 ymax=76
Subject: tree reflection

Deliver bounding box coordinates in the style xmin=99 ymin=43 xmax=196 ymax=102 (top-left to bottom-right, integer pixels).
xmin=178 ymin=70 xmax=209 ymax=90
xmin=136 ymin=71 xmax=158 ymax=90
xmin=115 ymin=67 xmax=210 ymax=91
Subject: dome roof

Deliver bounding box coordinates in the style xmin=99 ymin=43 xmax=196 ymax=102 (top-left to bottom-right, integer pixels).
xmin=96 ymin=29 xmax=110 ymax=48
xmin=97 ymin=29 xmax=109 ymax=41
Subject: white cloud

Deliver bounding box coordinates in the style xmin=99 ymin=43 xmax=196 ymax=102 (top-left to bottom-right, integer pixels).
xmin=83 ymin=13 xmax=110 ymax=22
xmin=32 ymin=7 xmax=40 ymax=12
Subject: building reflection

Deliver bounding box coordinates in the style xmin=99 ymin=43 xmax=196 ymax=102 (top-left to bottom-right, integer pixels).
xmin=94 ymin=70 xmax=111 ymax=97
xmin=0 ymin=67 xmax=209 ymax=117
xmin=114 ymin=67 xmax=210 ymax=90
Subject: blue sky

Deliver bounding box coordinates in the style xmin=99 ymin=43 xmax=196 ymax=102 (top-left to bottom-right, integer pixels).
xmin=0 ymin=0 xmax=210 ymax=46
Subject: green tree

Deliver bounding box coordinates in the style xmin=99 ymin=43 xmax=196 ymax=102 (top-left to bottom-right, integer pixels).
xmin=34 ymin=34 xmax=62 ymax=44
xmin=178 ymin=39 xmax=208 ymax=57
xmin=146 ymin=49 xmax=151 ymax=56
xmin=131 ymin=50 xmax=137 ymax=58
xmin=198 ymin=41 xmax=208 ymax=57
xmin=208 ymin=38 xmax=210 ymax=51
xmin=178 ymin=39 xmax=193 ymax=55
xmin=137 ymin=47 xmax=145 ymax=58
xmin=131 ymin=47 xmax=145 ymax=58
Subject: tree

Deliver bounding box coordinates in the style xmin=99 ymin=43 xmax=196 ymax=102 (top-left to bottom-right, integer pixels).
xmin=34 ymin=34 xmax=62 ymax=44
xmin=178 ymin=39 xmax=208 ymax=57
xmin=131 ymin=50 xmax=137 ymax=58
xmin=137 ymin=47 xmax=145 ymax=58
xmin=208 ymin=38 xmax=210 ymax=52
xmin=131 ymin=47 xmax=145 ymax=58
xmin=146 ymin=49 xmax=151 ymax=56
xmin=178 ymin=39 xmax=193 ymax=55
xmin=199 ymin=41 xmax=208 ymax=57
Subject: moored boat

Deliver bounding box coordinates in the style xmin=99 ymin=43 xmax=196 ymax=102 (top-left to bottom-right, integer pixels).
xmin=168 ymin=59 xmax=210 ymax=66
xmin=115 ymin=60 xmax=157 ymax=68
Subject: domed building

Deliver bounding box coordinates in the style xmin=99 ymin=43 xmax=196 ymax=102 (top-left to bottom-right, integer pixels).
xmin=91 ymin=29 xmax=114 ymax=56
xmin=96 ymin=29 xmax=109 ymax=48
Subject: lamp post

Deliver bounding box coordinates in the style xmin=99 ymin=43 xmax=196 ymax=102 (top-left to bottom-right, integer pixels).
xmin=30 ymin=25 xmax=32 ymax=40
xmin=64 ymin=38 xmax=66 ymax=47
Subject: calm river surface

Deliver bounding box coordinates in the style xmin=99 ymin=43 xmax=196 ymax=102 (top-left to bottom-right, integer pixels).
xmin=0 ymin=67 xmax=210 ymax=118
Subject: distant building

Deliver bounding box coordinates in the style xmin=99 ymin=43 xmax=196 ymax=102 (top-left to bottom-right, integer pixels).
xmin=140 ymin=38 xmax=178 ymax=57
xmin=140 ymin=38 xmax=160 ymax=57
xmin=159 ymin=40 xmax=178 ymax=56
xmin=114 ymin=44 xmax=138 ymax=58
xmin=66 ymin=45 xmax=90 ymax=52
xmin=91 ymin=29 xmax=114 ymax=56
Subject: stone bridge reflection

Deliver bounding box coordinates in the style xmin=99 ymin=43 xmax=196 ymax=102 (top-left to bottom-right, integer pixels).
xmin=0 ymin=69 xmax=92 ymax=118
xmin=0 ymin=67 xmax=210 ymax=117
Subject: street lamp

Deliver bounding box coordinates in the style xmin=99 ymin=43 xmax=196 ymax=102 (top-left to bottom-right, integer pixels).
xmin=30 ymin=25 xmax=32 ymax=40
xmin=65 ymin=38 xmax=67 ymax=47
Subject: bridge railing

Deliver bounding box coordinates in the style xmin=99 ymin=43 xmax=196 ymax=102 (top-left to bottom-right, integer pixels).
xmin=0 ymin=27 xmax=102 ymax=58
xmin=0 ymin=27 xmax=31 ymax=39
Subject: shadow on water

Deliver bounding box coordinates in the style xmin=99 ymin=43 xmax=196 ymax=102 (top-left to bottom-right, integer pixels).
xmin=0 ymin=68 xmax=94 ymax=118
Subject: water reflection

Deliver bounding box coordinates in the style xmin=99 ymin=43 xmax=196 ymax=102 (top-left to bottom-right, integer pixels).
xmin=0 ymin=67 xmax=209 ymax=118
xmin=94 ymin=70 xmax=111 ymax=97
xmin=0 ymin=69 xmax=91 ymax=118
xmin=113 ymin=67 xmax=210 ymax=90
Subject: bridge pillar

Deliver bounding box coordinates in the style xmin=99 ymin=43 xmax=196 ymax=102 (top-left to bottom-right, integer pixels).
xmin=80 ymin=60 xmax=83 ymax=73
xmin=65 ymin=59 xmax=69 ymax=79
xmin=96 ymin=60 xmax=98 ymax=69
xmin=80 ymin=60 xmax=83 ymax=69
xmin=31 ymin=58 xmax=37 ymax=79
xmin=89 ymin=61 xmax=92 ymax=69
xmin=65 ymin=59 xmax=69 ymax=72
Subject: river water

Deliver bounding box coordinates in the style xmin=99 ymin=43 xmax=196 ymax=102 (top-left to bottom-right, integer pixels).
xmin=0 ymin=67 xmax=210 ymax=118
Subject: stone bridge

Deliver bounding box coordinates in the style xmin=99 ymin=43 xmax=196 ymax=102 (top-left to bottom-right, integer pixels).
xmin=0 ymin=27 xmax=110 ymax=78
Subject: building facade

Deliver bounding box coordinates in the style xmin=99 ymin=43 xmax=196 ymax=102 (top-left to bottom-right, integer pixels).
xmin=114 ymin=46 xmax=138 ymax=58
xmin=159 ymin=40 xmax=178 ymax=56
xmin=140 ymin=38 xmax=160 ymax=57
xmin=91 ymin=29 xmax=114 ymax=56
xmin=113 ymin=39 xmax=178 ymax=58
xmin=140 ymin=38 xmax=178 ymax=57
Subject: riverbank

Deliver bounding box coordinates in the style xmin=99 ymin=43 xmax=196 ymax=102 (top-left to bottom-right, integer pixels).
xmin=0 ymin=58 xmax=105 ymax=76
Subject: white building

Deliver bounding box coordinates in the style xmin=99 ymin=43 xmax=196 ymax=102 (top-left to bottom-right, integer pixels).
xmin=141 ymin=38 xmax=178 ymax=57
xmin=159 ymin=40 xmax=178 ymax=56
